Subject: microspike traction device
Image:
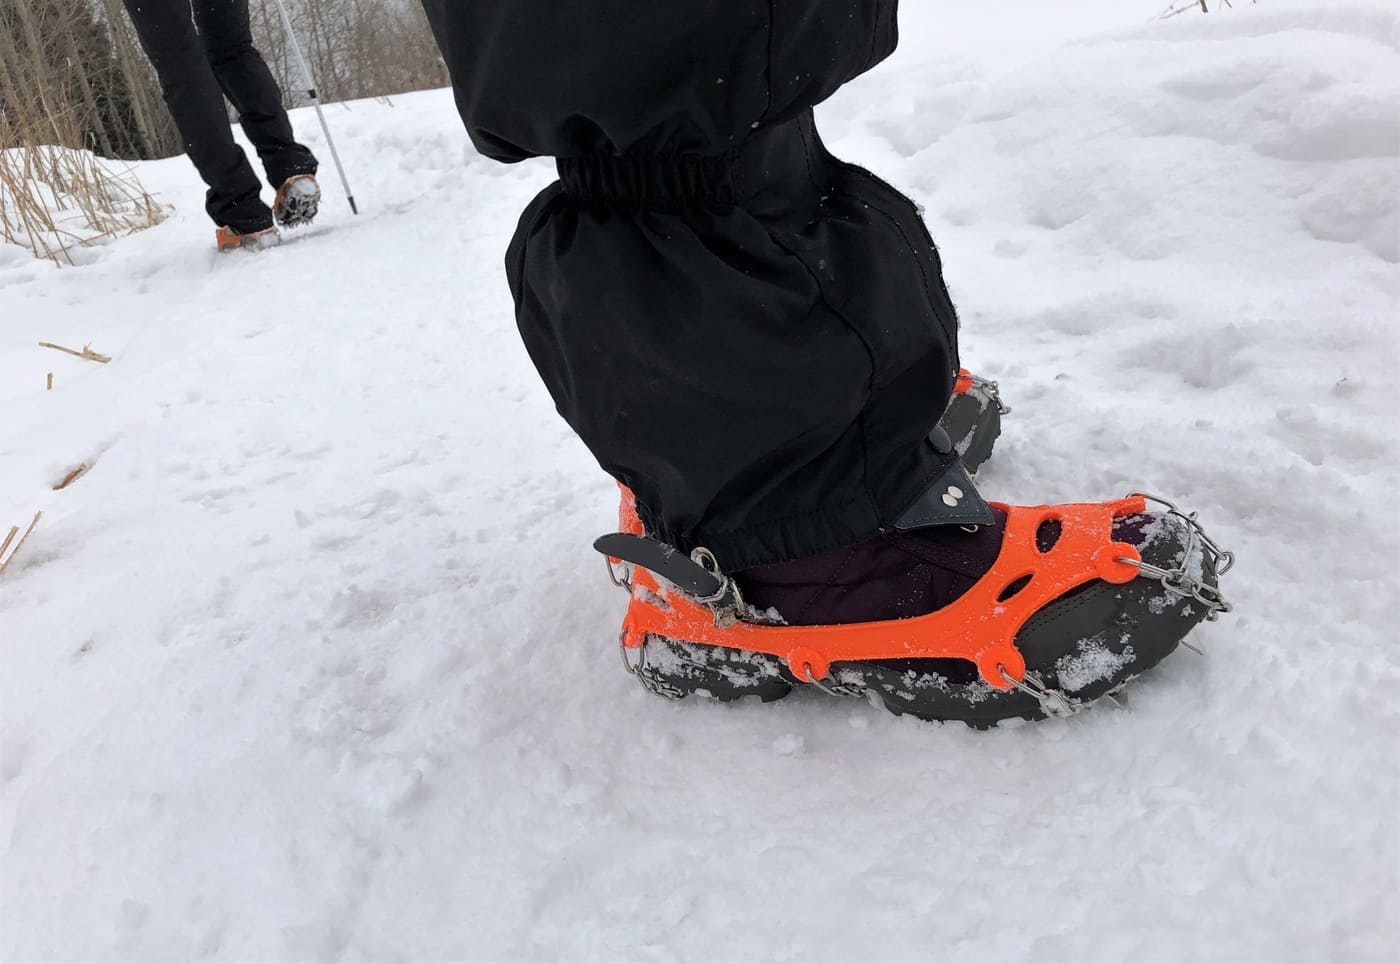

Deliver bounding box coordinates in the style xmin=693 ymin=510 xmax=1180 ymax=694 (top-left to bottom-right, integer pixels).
xmin=606 ymin=487 xmax=1148 ymax=692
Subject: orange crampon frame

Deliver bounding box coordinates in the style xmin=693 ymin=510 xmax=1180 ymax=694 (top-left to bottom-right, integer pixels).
xmin=611 ymin=488 xmax=1149 ymax=690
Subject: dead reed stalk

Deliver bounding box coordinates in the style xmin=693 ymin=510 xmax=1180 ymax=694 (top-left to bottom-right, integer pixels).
xmin=0 ymin=512 xmax=42 ymax=576
xmin=53 ymin=464 xmax=89 ymax=490
xmin=38 ymin=341 xmax=111 ymax=363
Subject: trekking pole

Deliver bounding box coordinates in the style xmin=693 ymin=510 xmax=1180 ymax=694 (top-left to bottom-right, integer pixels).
xmin=269 ymin=0 xmax=358 ymax=214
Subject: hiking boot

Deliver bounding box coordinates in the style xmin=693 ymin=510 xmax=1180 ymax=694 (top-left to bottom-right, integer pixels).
xmin=273 ymin=174 xmax=320 ymax=228
xmin=215 ymin=224 xmax=280 ymax=252
xmin=597 ymin=471 xmax=1233 ymax=727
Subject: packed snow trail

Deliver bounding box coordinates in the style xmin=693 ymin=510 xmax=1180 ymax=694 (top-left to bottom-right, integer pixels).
xmin=3 ymin=2 xmax=1398 ymax=960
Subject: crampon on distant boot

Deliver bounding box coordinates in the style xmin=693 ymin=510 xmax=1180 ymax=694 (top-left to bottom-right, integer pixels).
xmin=273 ymin=174 xmax=320 ymax=228
xmin=215 ymin=224 xmax=280 ymax=252
xmin=943 ymin=369 xmax=1008 ymax=475
xmin=596 ymin=486 xmax=1233 ymax=728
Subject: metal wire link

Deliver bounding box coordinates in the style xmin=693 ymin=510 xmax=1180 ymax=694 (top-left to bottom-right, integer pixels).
xmin=999 ymin=665 xmax=1082 ymax=719
xmin=688 ymin=546 xmax=750 ymax=615
xmin=607 ymin=556 xmax=682 ymax=699
xmin=1130 ymin=558 xmax=1232 ymax=614
xmin=605 ymin=557 xmax=632 ymax=592
xmin=1119 ymin=492 xmax=1234 ymax=620
xmin=800 ymin=664 xmax=867 ymax=698
xmin=608 ymin=550 xmax=744 ymax=700
xmin=619 ymin=633 xmax=686 ymax=701
xmin=968 ymin=373 xmax=1012 ymax=416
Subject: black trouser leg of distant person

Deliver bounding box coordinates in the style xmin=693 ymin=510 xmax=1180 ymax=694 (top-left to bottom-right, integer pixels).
xmin=122 ymin=0 xmax=316 ymax=234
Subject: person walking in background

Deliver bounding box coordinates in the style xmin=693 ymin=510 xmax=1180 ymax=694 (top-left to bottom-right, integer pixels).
xmin=121 ymin=0 xmax=321 ymax=251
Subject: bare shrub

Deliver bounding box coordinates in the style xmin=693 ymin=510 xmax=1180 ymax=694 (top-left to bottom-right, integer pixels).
xmin=1156 ymin=0 xmax=1256 ymax=19
xmin=251 ymin=0 xmax=449 ymax=107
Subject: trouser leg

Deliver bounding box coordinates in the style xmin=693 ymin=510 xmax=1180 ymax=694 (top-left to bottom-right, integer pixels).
xmin=420 ymin=0 xmax=965 ymax=569
xmin=509 ymin=114 xmax=963 ymax=569
xmin=121 ymin=0 xmax=269 ymax=232
xmin=191 ymin=0 xmax=317 ymax=186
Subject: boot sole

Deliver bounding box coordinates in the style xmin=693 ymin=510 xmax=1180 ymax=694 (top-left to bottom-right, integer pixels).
xmin=275 ymin=187 xmax=320 ymax=228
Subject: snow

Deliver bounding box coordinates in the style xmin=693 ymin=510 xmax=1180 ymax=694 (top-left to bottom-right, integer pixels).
xmin=1056 ymin=637 xmax=1136 ymax=693
xmin=2 ymin=1 xmax=1398 ymax=960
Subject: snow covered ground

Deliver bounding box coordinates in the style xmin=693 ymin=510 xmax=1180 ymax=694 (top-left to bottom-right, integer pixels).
xmin=3 ymin=1 xmax=1398 ymax=960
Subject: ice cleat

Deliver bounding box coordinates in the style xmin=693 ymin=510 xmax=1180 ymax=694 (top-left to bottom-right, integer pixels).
xmin=273 ymin=174 xmax=321 ymax=228
xmin=597 ymin=480 xmax=1233 ymax=728
xmin=942 ymin=368 xmax=1008 ymax=475
xmin=215 ymin=224 xmax=280 ymax=252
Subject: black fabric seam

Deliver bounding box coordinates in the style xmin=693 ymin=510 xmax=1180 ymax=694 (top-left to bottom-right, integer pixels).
xmin=509 ymin=187 xmax=561 ymax=302
xmin=789 ymin=116 xmax=880 ymax=515
xmin=804 ymin=125 xmax=956 ymax=359
xmin=862 ymin=0 xmax=884 ymax=72
xmin=791 ymin=119 xmax=963 ymax=520
xmin=761 ymin=0 xmax=776 ymax=125
xmin=824 ymin=166 xmax=945 ymax=351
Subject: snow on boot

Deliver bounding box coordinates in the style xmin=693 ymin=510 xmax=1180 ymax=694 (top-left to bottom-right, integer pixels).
xmin=942 ymin=369 xmax=1008 ymax=474
xmin=597 ymin=473 xmax=1232 ymax=728
xmin=273 ymin=174 xmax=320 ymax=228
xmin=215 ymin=224 xmax=280 ymax=252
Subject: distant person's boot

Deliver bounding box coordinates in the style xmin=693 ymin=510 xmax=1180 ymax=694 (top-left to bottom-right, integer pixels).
xmin=273 ymin=174 xmax=320 ymax=228
xmin=215 ymin=224 xmax=280 ymax=252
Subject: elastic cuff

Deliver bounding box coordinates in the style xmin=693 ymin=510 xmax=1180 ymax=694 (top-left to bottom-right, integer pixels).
xmin=645 ymin=496 xmax=884 ymax=573
xmin=641 ymin=440 xmax=972 ymax=572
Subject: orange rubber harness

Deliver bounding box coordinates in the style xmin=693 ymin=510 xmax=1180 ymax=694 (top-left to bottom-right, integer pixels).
xmin=613 ymin=489 xmax=1147 ymax=690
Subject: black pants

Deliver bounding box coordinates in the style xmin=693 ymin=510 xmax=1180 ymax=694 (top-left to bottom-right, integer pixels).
xmin=122 ymin=0 xmax=317 ymax=232
xmin=423 ymin=1 xmax=963 ymax=569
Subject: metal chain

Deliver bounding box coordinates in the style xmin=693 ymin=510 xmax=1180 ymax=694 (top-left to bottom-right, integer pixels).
xmin=607 ymin=551 xmax=863 ymax=699
xmin=1119 ymin=492 xmax=1235 ymax=620
xmin=605 ymin=556 xmax=632 ymax=592
xmin=998 ymin=664 xmax=1083 ymax=718
xmin=799 ymin=663 xmax=867 ymax=698
xmin=619 ymin=631 xmax=686 ymax=700
xmin=608 ymin=557 xmax=686 ymax=699
xmin=968 ymin=373 xmax=1012 ymax=416
xmin=690 ymin=547 xmax=751 ymax=619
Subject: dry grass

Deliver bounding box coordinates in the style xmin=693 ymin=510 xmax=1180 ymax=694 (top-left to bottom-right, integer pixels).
xmin=0 ymin=512 xmax=42 ymax=577
xmin=0 ymin=143 xmax=165 ymax=266
xmin=53 ymin=463 xmax=90 ymax=490
xmin=1 ymin=0 xmax=170 ymax=265
xmin=37 ymin=340 xmax=112 ymax=363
